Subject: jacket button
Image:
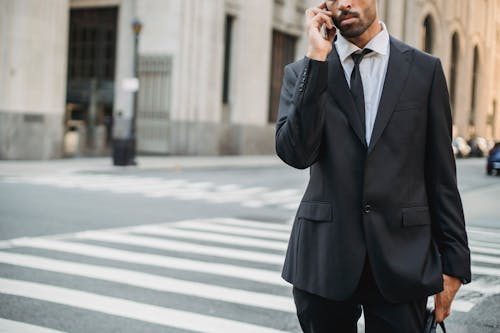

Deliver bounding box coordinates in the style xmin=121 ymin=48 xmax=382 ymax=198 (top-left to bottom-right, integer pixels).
xmin=363 ymin=204 xmax=372 ymax=214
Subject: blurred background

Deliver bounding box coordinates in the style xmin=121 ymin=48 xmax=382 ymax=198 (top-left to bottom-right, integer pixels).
xmin=0 ymin=1 xmax=500 ymax=333
xmin=0 ymin=0 xmax=499 ymax=160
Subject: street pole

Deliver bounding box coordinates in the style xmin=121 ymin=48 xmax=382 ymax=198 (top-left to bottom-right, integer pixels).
xmin=129 ymin=19 xmax=142 ymax=165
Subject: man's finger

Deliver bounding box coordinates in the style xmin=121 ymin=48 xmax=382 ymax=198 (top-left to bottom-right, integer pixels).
xmin=311 ymin=13 xmax=334 ymax=29
xmin=317 ymin=1 xmax=327 ymax=9
xmin=305 ymin=7 xmax=331 ymax=20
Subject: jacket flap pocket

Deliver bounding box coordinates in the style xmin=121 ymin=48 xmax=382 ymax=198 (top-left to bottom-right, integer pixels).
xmin=402 ymin=207 xmax=431 ymax=227
xmin=297 ymin=201 xmax=332 ymax=222
xmin=394 ymin=102 xmax=422 ymax=112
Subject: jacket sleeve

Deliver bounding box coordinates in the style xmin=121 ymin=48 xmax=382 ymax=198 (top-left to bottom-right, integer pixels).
xmin=425 ymin=58 xmax=471 ymax=284
xmin=275 ymin=57 xmax=328 ymax=169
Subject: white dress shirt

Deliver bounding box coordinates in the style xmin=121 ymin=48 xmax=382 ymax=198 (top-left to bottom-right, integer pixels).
xmin=334 ymin=22 xmax=390 ymax=145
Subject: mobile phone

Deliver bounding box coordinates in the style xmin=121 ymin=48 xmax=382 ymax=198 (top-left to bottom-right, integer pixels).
xmin=321 ymin=6 xmax=335 ymax=40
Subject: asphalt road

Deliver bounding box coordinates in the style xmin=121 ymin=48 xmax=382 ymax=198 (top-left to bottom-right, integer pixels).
xmin=0 ymin=157 xmax=498 ymax=333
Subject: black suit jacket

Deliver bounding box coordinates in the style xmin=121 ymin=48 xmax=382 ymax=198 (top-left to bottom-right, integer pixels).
xmin=276 ymin=36 xmax=471 ymax=303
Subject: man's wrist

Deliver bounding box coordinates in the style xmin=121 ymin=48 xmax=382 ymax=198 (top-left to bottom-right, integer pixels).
xmin=306 ymin=49 xmax=328 ymax=62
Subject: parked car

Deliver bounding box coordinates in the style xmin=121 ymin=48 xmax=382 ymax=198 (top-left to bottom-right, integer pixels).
xmin=486 ymin=142 xmax=500 ymax=175
xmin=452 ymin=137 xmax=471 ymax=158
xmin=468 ymin=137 xmax=490 ymax=157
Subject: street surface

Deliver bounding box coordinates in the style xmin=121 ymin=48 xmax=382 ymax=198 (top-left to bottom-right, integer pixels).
xmin=0 ymin=156 xmax=499 ymax=333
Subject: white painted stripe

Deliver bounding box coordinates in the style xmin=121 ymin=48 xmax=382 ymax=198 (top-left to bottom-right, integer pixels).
xmin=0 ymin=318 xmax=66 ymax=333
xmin=470 ymin=245 xmax=500 ymax=256
xmin=461 ymin=277 xmax=500 ymax=294
xmin=0 ymin=278 xmax=292 ymax=333
xmin=210 ymin=218 xmax=291 ymax=232
xmin=0 ymin=252 xmax=294 ymax=313
xmin=75 ymin=231 xmax=284 ymax=265
xmin=468 ymin=226 xmax=500 ymax=235
xmin=472 ymin=265 xmax=500 ymax=277
xmin=131 ymin=225 xmax=287 ymax=251
xmin=466 ymin=229 xmax=500 ymax=241
xmin=10 ymin=238 xmax=286 ymax=286
xmin=469 ymin=239 xmax=500 ymax=250
xmin=471 ymin=253 xmax=500 ymax=265
xmin=174 ymin=221 xmax=290 ymax=240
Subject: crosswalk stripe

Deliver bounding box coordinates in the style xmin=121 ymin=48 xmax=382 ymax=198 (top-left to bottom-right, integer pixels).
xmin=466 ymin=230 xmax=500 ymax=242
xmin=461 ymin=277 xmax=500 ymax=294
xmin=75 ymin=231 xmax=284 ymax=265
xmin=0 ymin=252 xmax=294 ymax=313
xmin=131 ymin=225 xmax=287 ymax=250
xmin=471 ymin=265 xmax=500 ymax=277
xmin=471 ymin=253 xmax=500 ymax=265
xmin=173 ymin=221 xmax=290 ymax=240
xmin=470 ymin=245 xmax=500 ymax=256
xmin=469 ymin=239 xmax=500 ymax=249
xmin=209 ymin=218 xmax=292 ymax=232
xmin=468 ymin=226 xmax=500 ymax=236
xmin=0 ymin=278 xmax=292 ymax=333
xmin=0 ymin=318 xmax=67 ymax=333
xmin=10 ymin=238 xmax=286 ymax=286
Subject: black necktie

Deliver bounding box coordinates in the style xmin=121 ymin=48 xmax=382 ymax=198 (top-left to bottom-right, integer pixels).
xmin=350 ymin=49 xmax=372 ymax=141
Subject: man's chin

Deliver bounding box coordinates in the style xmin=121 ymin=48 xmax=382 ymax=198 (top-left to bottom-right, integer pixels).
xmin=339 ymin=29 xmax=364 ymax=39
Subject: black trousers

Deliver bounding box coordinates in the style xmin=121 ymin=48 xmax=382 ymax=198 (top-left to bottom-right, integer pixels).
xmin=292 ymin=259 xmax=427 ymax=333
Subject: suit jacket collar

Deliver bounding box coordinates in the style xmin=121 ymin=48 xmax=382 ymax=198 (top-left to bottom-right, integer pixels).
xmin=326 ymin=36 xmax=414 ymax=153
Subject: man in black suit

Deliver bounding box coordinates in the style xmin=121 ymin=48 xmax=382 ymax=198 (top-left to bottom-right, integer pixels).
xmin=275 ymin=1 xmax=471 ymax=332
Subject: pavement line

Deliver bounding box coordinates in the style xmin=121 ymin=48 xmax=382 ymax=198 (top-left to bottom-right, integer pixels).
xmin=471 ymin=265 xmax=500 ymax=277
xmin=470 ymin=245 xmax=500 ymax=256
xmin=130 ymin=225 xmax=288 ymax=251
xmin=471 ymin=253 xmax=500 ymax=265
xmin=466 ymin=229 xmax=500 ymax=242
xmin=0 ymin=278 xmax=292 ymax=333
xmin=469 ymin=239 xmax=500 ymax=250
xmin=0 ymin=252 xmax=294 ymax=313
xmin=462 ymin=277 xmax=500 ymax=294
xmin=467 ymin=226 xmax=500 ymax=235
xmin=208 ymin=218 xmax=292 ymax=232
xmin=10 ymin=238 xmax=286 ymax=286
xmin=75 ymin=231 xmax=284 ymax=265
xmin=0 ymin=318 xmax=67 ymax=333
xmin=173 ymin=221 xmax=290 ymax=240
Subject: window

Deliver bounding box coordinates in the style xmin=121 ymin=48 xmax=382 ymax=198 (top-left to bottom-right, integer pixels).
xmin=268 ymin=30 xmax=297 ymax=123
xmin=449 ymin=32 xmax=460 ymax=116
xmin=68 ymin=8 xmax=118 ymax=81
xmin=222 ymin=15 xmax=235 ymax=105
xmin=422 ymin=15 xmax=434 ymax=54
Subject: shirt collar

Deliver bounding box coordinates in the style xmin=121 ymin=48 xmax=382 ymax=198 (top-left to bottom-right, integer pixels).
xmin=335 ymin=21 xmax=390 ymax=63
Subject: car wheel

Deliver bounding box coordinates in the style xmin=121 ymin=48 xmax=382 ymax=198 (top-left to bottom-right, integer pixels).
xmin=487 ymin=168 xmax=493 ymax=175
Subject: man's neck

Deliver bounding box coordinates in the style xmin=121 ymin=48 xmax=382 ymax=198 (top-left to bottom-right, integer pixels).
xmin=346 ymin=20 xmax=383 ymax=49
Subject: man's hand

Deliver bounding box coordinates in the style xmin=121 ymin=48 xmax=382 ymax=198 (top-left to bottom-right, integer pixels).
xmin=434 ymin=274 xmax=462 ymax=323
xmin=305 ymin=2 xmax=336 ymax=61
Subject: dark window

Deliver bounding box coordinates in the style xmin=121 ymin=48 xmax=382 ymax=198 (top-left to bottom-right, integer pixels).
xmin=67 ymin=8 xmax=118 ymax=81
xmin=269 ymin=30 xmax=297 ymax=123
xmin=450 ymin=32 xmax=460 ymax=117
xmin=422 ymin=15 xmax=434 ymax=54
xmin=222 ymin=15 xmax=234 ymax=105
xmin=470 ymin=46 xmax=480 ymax=127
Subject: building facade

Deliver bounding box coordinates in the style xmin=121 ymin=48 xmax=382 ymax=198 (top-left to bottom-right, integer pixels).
xmin=1 ymin=0 xmax=499 ymax=159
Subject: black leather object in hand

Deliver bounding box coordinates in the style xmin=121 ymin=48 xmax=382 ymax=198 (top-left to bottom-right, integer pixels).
xmin=423 ymin=308 xmax=446 ymax=333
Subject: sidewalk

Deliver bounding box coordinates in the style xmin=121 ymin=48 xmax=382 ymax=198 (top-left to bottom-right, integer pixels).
xmin=0 ymin=155 xmax=284 ymax=176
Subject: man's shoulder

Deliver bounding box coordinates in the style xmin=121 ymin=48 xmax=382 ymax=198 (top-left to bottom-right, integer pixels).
xmin=390 ymin=36 xmax=440 ymax=65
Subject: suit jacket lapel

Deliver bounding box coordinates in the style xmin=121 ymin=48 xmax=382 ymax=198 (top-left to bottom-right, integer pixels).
xmin=368 ymin=37 xmax=414 ymax=154
xmin=327 ymin=47 xmax=367 ymax=148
